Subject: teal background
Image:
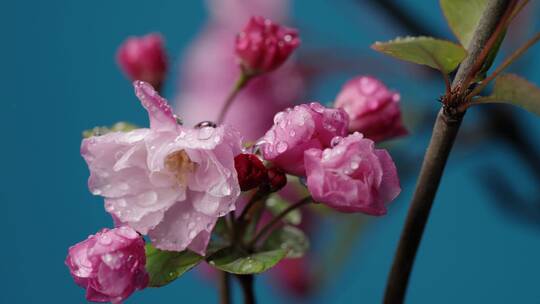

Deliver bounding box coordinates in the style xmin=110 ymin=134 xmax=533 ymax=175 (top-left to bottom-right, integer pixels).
xmin=2 ymin=1 xmax=540 ymax=303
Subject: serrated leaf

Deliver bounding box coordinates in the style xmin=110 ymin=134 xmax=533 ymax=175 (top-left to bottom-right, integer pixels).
xmin=145 ymin=244 xmax=203 ymax=287
xmin=372 ymin=36 xmax=467 ymax=73
xmin=476 ymin=74 xmax=540 ymax=116
xmin=262 ymin=226 xmax=309 ymax=258
xmin=266 ymin=194 xmax=302 ymax=225
xmin=207 ymin=247 xmax=286 ymax=274
xmin=440 ymin=0 xmax=488 ymax=47
xmin=82 ymin=122 xmax=138 ymax=138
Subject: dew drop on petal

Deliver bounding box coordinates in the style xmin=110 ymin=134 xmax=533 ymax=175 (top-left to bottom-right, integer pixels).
xmin=276 ymin=142 xmax=288 ymax=153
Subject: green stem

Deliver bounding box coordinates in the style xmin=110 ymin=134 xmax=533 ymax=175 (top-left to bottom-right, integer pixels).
xmin=217 ymin=73 xmax=252 ymax=124
xmin=248 ymin=196 xmax=312 ymax=248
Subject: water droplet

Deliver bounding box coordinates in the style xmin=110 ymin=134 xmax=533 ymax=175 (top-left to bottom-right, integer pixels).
xmin=135 ymin=191 xmax=158 ymax=206
xmin=350 ymin=161 xmax=359 ymax=170
xmin=331 ymin=136 xmax=343 ymax=147
xmin=197 ymin=126 xmax=215 ymax=140
xmin=194 ymin=121 xmax=217 ymax=128
xmin=310 ymin=102 xmax=325 ymax=113
xmin=289 ymin=130 xmax=296 ymax=137
xmin=99 ymin=235 xmax=112 ymax=245
xmin=276 ymin=142 xmax=288 ymax=153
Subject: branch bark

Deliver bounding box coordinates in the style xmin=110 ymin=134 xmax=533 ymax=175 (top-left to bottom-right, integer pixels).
xmin=383 ymin=1 xmax=511 ymax=303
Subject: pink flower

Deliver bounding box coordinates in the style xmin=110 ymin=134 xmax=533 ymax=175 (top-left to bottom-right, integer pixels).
xmin=81 ymin=81 xmax=241 ymax=254
xmin=260 ymin=103 xmax=349 ymax=176
xmin=304 ymin=132 xmax=401 ymax=215
xmin=272 ymin=258 xmax=313 ymax=297
xmin=236 ymin=16 xmax=300 ymax=74
xmin=175 ymin=26 xmax=304 ymax=141
xmin=65 ymin=226 xmax=148 ymax=303
xmin=206 ymin=0 xmax=289 ymax=28
xmin=116 ymin=33 xmax=167 ymax=90
xmin=334 ymin=76 xmax=407 ymax=142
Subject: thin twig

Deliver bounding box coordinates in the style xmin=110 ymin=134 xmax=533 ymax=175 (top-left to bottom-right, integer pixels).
xmin=219 ymin=271 xmax=231 ymax=304
xmin=217 ymin=73 xmax=251 ymax=124
xmin=248 ymin=196 xmax=312 ymax=247
xmin=466 ymin=31 xmax=540 ymax=100
xmin=236 ymin=274 xmax=256 ymax=304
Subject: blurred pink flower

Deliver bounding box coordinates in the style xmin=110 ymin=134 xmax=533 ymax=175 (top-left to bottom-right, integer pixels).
xmin=272 ymin=258 xmax=313 ymax=297
xmin=116 ymin=33 xmax=167 ymax=90
xmin=65 ymin=226 xmax=148 ymax=303
xmin=175 ymin=26 xmax=303 ymax=141
xmin=206 ymin=0 xmax=289 ymax=28
xmin=236 ymin=16 xmax=300 ymax=74
xmin=81 ymin=81 xmax=241 ymax=254
xmin=334 ymin=76 xmax=407 ymax=142
xmin=304 ymin=132 xmax=400 ymax=215
xmin=260 ymin=103 xmax=349 ymax=176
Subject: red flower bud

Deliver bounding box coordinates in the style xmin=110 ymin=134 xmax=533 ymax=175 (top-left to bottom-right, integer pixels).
xmin=116 ymin=33 xmax=167 ymax=90
xmin=235 ymin=16 xmax=300 ymax=75
xmin=267 ymin=167 xmax=287 ymax=192
xmin=234 ymin=154 xmax=268 ymax=191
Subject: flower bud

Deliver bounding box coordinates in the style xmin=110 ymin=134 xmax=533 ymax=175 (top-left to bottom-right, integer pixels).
xmin=267 ymin=167 xmax=287 ymax=192
xmin=65 ymin=226 xmax=148 ymax=303
xmin=260 ymin=102 xmax=349 ymax=176
xmin=305 ymin=133 xmax=401 ymax=215
xmin=235 ymin=16 xmax=299 ymax=75
xmin=334 ymin=76 xmax=407 ymax=142
xmin=234 ymin=153 xmax=268 ymax=191
xmin=116 ymin=33 xmax=167 ymax=90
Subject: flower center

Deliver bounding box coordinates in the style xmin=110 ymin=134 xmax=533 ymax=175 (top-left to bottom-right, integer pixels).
xmin=165 ymin=150 xmax=197 ymax=185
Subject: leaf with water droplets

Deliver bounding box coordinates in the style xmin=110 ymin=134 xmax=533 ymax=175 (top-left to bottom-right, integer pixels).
xmin=475 ymin=74 xmax=540 ymax=116
xmin=266 ymin=194 xmax=302 ymax=225
xmin=145 ymin=243 xmax=203 ymax=287
xmin=82 ymin=122 xmax=138 ymax=138
xmin=262 ymin=225 xmax=309 ymax=258
xmin=206 ymin=246 xmax=286 ymax=274
xmin=371 ymin=36 xmax=466 ymax=73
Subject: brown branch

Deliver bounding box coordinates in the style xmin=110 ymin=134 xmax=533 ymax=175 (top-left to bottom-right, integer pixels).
xmin=383 ymin=1 xmax=512 ymax=303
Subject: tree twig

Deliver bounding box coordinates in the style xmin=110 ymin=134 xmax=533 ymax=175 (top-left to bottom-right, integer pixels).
xmin=383 ymin=1 xmax=512 ymax=303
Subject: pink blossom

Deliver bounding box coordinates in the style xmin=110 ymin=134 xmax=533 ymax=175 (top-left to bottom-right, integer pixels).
xmin=65 ymin=226 xmax=148 ymax=303
xmin=236 ymin=16 xmax=300 ymax=74
xmin=81 ymin=81 xmax=241 ymax=254
xmin=260 ymin=103 xmax=349 ymax=176
xmin=206 ymin=0 xmax=289 ymax=28
xmin=304 ymin=132 xmax=400 ymax=215
xmin=175 ymin=26 xmax=304 ymax=141
xmin=334 ymin=76 xmax=407 ymax=142
xmin=116 ymin=33 xmax=167 ymax=90
xmin=272 ymin=258 xmax=313 ymax=297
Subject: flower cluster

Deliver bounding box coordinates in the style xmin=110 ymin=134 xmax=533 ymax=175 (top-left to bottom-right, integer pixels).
xmin=67 ymin=13 xmax=407 ymax=303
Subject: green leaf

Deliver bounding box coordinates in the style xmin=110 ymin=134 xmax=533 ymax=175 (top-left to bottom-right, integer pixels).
xmin=82 ymin=122 xmax=138 ymax=138
xmin=145 ymin=244 xmax=203 ymax=287
xmin=372 ymin=36 xmax=467 ymax=73
xmin=266 ymin=194 xmax=302 ymax=225
xmin=476 ymin=74 xmax=540 ymax=116
xmin=440 ymin=0 xmax=488 ymax=47
xmin=262 ymin=226 xmax=309 ymax=258
xmin=207 ymin=247 xmax=286 ymax=274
